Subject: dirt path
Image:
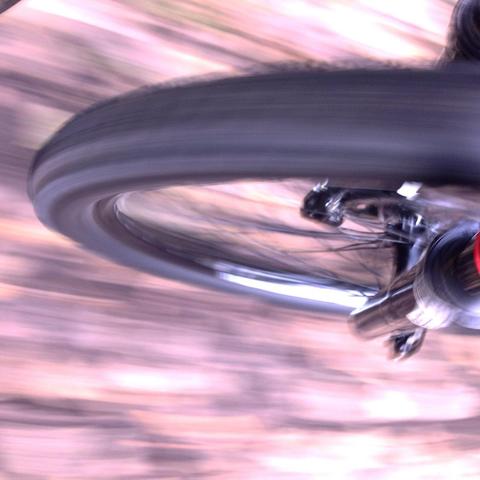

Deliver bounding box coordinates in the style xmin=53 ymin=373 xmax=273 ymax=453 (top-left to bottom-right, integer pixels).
xmin=4 ymin=1 xmax=480 ymax=479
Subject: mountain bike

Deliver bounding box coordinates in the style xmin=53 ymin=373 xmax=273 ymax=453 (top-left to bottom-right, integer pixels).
xmin=28 ymin=0 xmax=480 ymax=359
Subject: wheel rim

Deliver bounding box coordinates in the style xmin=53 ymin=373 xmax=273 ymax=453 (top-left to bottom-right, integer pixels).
xmin=112 ymin=179 xmax=480 ymax=312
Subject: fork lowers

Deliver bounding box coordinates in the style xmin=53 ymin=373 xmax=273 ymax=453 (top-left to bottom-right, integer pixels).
xmin=350 ymin=222 xmax=480 ymax=338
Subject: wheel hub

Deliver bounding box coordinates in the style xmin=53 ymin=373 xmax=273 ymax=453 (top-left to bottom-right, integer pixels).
xmin=302 ymin=183 xmax=480 ymax=359
xmin=351 ymin=222 xmax=480 ymax=358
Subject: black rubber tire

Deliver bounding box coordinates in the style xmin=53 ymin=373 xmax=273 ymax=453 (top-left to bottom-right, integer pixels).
xmin=29 ymin=66 xmax=480 ymax=313
xmin=0 ymin=0 xmax=20 ymax=14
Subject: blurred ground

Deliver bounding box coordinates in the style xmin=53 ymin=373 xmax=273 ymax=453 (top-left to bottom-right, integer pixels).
xmin=3 ymin=0 xmax=480 ymax=479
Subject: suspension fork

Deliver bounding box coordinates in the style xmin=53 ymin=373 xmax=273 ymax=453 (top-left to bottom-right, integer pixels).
xmin=349 ymin=0 xmax=480 ymax=358
xmin=303 ymin=1 xmax=480 ymax=359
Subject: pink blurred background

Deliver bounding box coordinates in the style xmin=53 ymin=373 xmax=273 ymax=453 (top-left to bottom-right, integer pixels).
xmin=3 ymin=1 xmax=480 ymax=479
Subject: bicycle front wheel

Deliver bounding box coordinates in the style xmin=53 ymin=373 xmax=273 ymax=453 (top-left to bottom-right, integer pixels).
xmin=29 ymin=66 xmax=480 ymax=315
